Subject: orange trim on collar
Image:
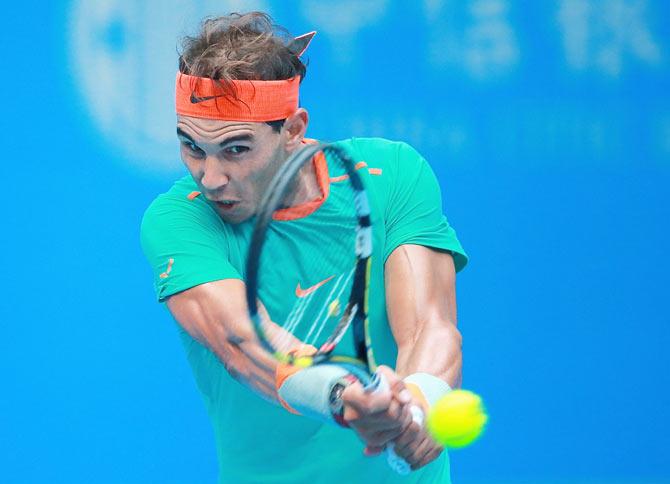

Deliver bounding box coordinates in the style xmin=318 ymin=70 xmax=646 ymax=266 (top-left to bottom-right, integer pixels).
xmin=175 ymin=73 xmax=300 ymax=121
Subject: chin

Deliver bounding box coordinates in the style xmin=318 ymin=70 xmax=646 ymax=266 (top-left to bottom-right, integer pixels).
xmin=217 ymin=207 xmax=251 ymax=224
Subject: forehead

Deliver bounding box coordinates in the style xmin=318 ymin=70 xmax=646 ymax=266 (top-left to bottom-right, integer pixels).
xmin=176 ymin=115 xmax=270 ymax=142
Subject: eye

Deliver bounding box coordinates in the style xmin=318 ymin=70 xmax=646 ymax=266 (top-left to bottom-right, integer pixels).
xmin=225 ymin=145 xmax=250 ymax=156
xmin=182 ymin=140 xmax=204 ymax=157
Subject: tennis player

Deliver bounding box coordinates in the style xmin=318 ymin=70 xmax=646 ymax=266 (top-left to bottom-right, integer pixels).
xmin=141 ymin=12 xmax=468 ymax=484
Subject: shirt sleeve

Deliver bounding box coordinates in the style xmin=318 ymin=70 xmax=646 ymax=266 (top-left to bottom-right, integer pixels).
xmin=140 ymin=195 xmax=242 ymax=302
xmin=383 ymin=142 xmax=468 ymax=272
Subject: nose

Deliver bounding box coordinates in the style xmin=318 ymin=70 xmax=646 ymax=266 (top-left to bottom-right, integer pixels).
xmin=200 ymin=156 xmax=230 ymax=192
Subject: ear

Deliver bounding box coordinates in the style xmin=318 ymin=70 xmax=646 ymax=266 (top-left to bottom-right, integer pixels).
xmin=287 ymin=31 xmax=316 ymax=57
xmin=283 ymin=108 xmax=309 ymax=151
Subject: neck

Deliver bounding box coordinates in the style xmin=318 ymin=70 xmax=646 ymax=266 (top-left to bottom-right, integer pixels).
xmin=282 ymin=160 xmax=322 ymax=208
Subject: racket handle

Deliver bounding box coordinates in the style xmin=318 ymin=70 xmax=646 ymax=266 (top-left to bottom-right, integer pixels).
xmin=367 ymin=373 xmax=425 ymax=476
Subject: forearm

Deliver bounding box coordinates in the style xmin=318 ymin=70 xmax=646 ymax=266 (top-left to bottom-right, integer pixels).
xmin=215 ymin=337 xmax=280 ymax=403
xmin=385 ymin=245 xmax=462 ymax=389
xmin=395 ymin=320 xmax=462 ymax=389
xmin=166 ymin=281 xmax=281 ymax=404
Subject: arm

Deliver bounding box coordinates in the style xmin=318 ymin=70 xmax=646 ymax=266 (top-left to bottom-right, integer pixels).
xmin=381 ymin=243 xmax=462 ymax=469
xmin=167 ymin=279 xmax=412 ymax=435
xmin=385 ymin=244 xmax=462 ymax=388
xmin=165 ymin=279 xmax=281 ymax=403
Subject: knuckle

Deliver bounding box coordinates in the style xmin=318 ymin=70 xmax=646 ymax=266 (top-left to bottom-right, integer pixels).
xmin=364 ymin=399 xmax=379 ymax=413
xmin=345 ymin=412 xmax=365 ymax=427
xmin=394 ymin=435 xmax=410 ymax=449
xmin=390 ymin=379 xmax=406 ymax=393
xmin=367 ymin=435 xmax=388 ymax=448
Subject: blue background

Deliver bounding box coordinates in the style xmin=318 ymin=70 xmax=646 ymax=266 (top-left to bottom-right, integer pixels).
xmin=2 ymin=1 xmax=669 ymax=482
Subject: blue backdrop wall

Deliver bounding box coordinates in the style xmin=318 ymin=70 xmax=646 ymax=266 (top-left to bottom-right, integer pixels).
xmin=2 ymin=1 xmax=669 ymax=483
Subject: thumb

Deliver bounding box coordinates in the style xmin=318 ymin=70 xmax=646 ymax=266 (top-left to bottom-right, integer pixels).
xmin=376 ymin=365 xmax=412 ymax=405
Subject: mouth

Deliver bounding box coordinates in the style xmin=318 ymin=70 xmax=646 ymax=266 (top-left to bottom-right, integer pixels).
xmin=214 ymin=200 xmax=239 ymax=211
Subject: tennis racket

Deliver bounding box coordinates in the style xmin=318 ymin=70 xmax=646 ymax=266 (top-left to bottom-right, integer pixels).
xmin=245 ymin=142 xmax=422 ymax=475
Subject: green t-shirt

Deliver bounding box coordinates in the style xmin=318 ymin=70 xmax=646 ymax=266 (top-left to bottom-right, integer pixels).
xmin=140 ymin=138 xmax=468 ymax=484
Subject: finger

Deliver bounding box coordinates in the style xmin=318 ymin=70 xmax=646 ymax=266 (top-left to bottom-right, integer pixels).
xmin=376 ymin=365 xmax=405 ymax=396
xmin=394 ymin=428 xmax=431 ymax=463
xmin=355 ymin=398 xmax=411 ymax=434
xmin=343 ymin=381 xmax=393 ymax=417
xmin=347 ymin=400 xmax=411 ymax=447
xmin=414 ymin=445 xmax=444 ymax=470
xmin=385 ymin=373 xmax=413 ymax=405
xmin=407 ymin=437 xmax=436 ymax=470
xmin=363 ymin=424 xmax=408 ymax=448
xmin=392 ymin=419 xmax=423 ymax=454
xmin=367 ymin=393 xmax=408 ymax=421
xmin=363 ymin=445 xmax=384 ymax=456
xmin=349 ymin=415 xmax=408 ymax=444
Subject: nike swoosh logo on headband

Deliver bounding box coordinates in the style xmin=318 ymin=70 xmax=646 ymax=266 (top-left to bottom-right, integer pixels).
xmin=295 ymin=276 xmax=335 ymax=298
xmin=190 ymin=93 xmax=226 ymax=104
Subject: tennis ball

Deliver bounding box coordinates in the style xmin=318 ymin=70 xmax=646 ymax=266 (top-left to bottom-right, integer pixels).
xmin=427 ymin=390 xmax=488 ymax=448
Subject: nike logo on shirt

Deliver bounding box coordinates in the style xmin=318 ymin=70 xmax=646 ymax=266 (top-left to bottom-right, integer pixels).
xmin=295 ymin=276 xmax=335 ymax=298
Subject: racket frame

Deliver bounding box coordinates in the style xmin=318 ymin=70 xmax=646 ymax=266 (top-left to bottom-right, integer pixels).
xmin=244 ymin=142 xmax=416 ymax=474
xmin=245 ymin=142 xmax=376 ymax=375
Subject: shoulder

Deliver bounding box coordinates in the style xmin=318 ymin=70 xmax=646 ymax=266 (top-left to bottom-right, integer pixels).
xmin=331 ymin=138 xmax=431 ymax=196
xmin=334 ymin=137 xmax=428 ymax=178
xmin=141 ymin=175 xmax=220 ymax=237
xmin=143 ymin=176 xmax=209 ymax=221
xmin=335 ymin=137 xmax=419 ymax=161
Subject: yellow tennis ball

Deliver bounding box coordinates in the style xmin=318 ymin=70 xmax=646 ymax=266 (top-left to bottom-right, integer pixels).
xmin=427 ymin=390 xmax=488 ymax=448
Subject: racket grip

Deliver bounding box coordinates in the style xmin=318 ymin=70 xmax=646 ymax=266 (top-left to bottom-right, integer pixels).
xmin=368 ymin=373 xmax=425 ymax=476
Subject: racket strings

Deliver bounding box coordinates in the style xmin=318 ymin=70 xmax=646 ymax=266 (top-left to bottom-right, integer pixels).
xmin=303 ymin=267 xmax=355 ymax=350
xmin=269 ymin=290 xmax=313 ymax=351
xmin=312 ymin=269 xmax=354 ymax=345
xmin=268 ymin=266 xmax=355 ymax=357
xmin=255 ymin=146 xmax=363 ymax=360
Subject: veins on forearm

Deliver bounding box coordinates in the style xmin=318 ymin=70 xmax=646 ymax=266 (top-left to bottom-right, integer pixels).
xmin=396 ymin=321 xmax=462 ymax=388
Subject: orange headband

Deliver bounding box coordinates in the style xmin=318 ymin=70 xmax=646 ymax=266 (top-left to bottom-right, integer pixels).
xmin=175 ymin=31 xmax=315 ymax=122
xmin=175 ymin=73 xmax=301 ymax=121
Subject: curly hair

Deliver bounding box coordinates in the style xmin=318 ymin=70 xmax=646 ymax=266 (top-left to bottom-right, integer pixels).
xmin=178 ymin=12 xmax=308 ymax=130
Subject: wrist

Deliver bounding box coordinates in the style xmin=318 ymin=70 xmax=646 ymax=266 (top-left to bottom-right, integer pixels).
xmin=276 ymin=362 xmax=357 ymax=427
xmin=403 ymin=372 xmax=452 ymax=414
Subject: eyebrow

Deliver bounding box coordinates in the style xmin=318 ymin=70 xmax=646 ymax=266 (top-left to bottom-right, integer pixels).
xmin=176 ymin=128 xmax=254 ymax=147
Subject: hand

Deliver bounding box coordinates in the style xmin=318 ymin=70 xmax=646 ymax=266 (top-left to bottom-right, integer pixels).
xmin=390 ymin=404 xmax=444 ymax=471
xmin=361 ymin=379 xmax=445 ymax=471
xmin=341 ymin=366 xmax=414 ymax=453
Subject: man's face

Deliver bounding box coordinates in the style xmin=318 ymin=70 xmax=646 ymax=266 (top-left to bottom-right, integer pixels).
xmin=176 ymin=115 xmax=288 ymax=224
